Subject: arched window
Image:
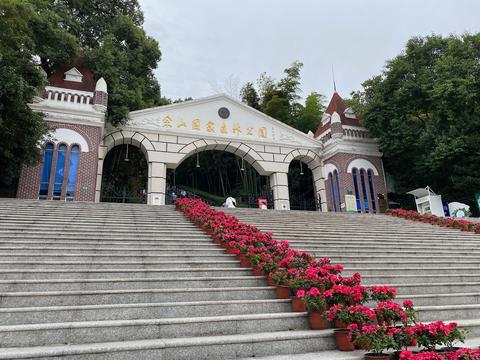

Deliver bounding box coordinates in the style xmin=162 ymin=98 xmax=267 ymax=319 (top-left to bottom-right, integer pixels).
xmin=328 ymin=172 xmax=337 ymax=212
xmin=52 ymin=144 xmax=67 ymax=199
xmin=333 ymin=170 xmax=342 ymax=212
xmin=39 ymin=143 xmax=54 ymax=199
xmin=352 ymin=168 xmax=361 ymax=211
xmin=360 ymin=169 xmax=369 ymax=212
xmin=66 ymin=145 xmax=80 ymax=201
xmin=367 ymin=169 xmax=377 ymax=213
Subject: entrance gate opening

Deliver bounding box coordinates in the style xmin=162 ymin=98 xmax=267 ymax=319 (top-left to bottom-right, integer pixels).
xmin=100 ymin=144 xmax=148 ymax=203
xmin=288 ymin=160 xmax=317 ymax=211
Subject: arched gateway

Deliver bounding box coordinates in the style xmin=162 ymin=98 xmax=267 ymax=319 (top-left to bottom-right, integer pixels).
xmin=16 ymin=64 xmax=387 ymax=212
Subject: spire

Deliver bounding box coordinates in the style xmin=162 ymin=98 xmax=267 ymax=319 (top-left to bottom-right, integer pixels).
xmin=331 ymin=65 xmax=337 ymax=93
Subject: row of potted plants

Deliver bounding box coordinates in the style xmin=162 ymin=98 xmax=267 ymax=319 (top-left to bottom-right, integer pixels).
xmin=386 ymin=209 xmax=480 ymax=234
xmin=175 ymin=198 xmax=477 ymax=359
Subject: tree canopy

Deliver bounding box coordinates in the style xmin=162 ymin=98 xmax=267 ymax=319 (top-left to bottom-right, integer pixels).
xmin=0 ymin=0 xmax=163 ymax=192
xmin=350 ymin=33 xmax=480 ymax=209
xmin=240 ymin=61 xmax=326 ymax=133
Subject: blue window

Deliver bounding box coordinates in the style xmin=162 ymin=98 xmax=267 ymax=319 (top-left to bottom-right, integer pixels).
xmin=352 ymin=168 xmax=362 ymax=211
xmin=360 ymin=169 xmax=369 ymax=212
xmin=39 ymin=143 xmax=54 ymax=199
xmin=329 ymin=172 xmax=337 ymax=212
xmin=367 ymin=169 xmax=377 ymax=212
xmin=66 ymin=145 xmax=80 ymax=201
xmin=53 ymin=144 xmax=67 ymax=199
xmin=334 ymin=170 xmax=342 ymax=211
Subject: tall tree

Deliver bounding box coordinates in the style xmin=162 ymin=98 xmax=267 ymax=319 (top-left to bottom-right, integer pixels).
xmin=0 ymin=0 xmax=59 ymax=192
xmin=240 ymin=82 xmax=260 ymax=109
xmin=241 ymin=61 xmax=325 ymax=133
xmin=350 ymin=33 xmax=480 ymax=210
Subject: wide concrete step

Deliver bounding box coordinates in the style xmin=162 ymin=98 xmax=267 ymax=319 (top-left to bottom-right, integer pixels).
xmin=0 ymin=253 xmax=236 ymax=262
xmin=0 ymin=299 xmax=291 ymax=325
xmin=0 ymin=329 xmax=336 ymax=360
xmin=388 ymin=282 xmax=480 ymax=295
xmin=0 ymin=286 xmax=276 ymax=307
xmin=394 ymin=292 xmax=480 ymax=306
xmin=0 ymin=276 xmax=267 ymax=292
xmin=0 ymin=260 xmax=241 ymax=270
xmin=343 ymin=267 xmax=480 ymax=275
xmin=417 ymin=306 xmax=480 ymax=326
xmin=0 ymin=268 xmax=254 ymax=279
xmin=300 ymin=249 xmax=480 ymax=255
xmin=0 ymin=313 xmax=308 ymax=347
xmin=0 ymin=245 xmax=227 ymax=254
xmin=362 ymin=273 xmax=480 ymax=284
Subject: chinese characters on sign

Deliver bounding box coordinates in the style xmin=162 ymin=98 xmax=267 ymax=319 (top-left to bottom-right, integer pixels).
xmin=160 ymin=115 xmax=269 ymax=139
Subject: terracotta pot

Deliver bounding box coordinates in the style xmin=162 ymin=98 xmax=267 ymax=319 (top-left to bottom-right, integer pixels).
xmin=266 ymin=277 xmax=276 ymax=286
xmin=275 ymin=285 xmax=291 ymax=299
xmin=253 ymin=266 xmax=264 ymax=276
xmin=333 ymin=320 xmax=347 ymax=329
xmin=307 ymin=311 xmax=328 ymax=330
xmin=240 ymin=257 xmax=251 ymax=268
xmin=334 ymin=329 xmax=354 ymax=351
xmin=364 ymin=354 xmax=391 ymax=360
xmin=226 ymin=247 xmax=236 ymax=255
xmin=291 ymin=297 xmax=307 ymax=312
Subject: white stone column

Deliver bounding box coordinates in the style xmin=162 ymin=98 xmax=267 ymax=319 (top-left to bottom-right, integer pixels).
xmin=270 ymin=172 xmax=290 ymax=210
xmin=95 ymin=145 xmax=107 ymax=203
xmin=312 ymin=166 xmax=328 ymax=212
xmin=148 ymin=162 xmax=166 ymax=205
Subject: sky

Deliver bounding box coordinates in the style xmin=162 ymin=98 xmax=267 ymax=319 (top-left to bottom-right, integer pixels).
xmin=139 ymin=0 xmax=480 ymax=102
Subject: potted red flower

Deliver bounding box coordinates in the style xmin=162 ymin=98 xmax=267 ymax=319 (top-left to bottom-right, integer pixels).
xmin=296 ymin=288 xmax=327 ymax=329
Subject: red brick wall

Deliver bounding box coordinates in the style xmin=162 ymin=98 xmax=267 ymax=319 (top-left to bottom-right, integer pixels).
xmin=324 ymin=152 xmax=387 ymax=212
xmin=17 ymin=122 xmax=101 ymax=202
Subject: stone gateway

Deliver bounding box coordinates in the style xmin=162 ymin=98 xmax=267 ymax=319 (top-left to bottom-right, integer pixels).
xmin=17 ymin=64 xmax=387 ymax=212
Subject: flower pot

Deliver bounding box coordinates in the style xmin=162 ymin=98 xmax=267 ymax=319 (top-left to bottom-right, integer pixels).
xmin=240 ymin=257 xmax=251 ymax=268
xmin=291 ymin=297 xmax=307 ymax=312
xmin=364 ymin=354 xmax=391 ymax=360
xmin=253 ymin=266 xmax=263 ymax=276
xmin=307 ymin=311 xmax=328 ymax=330
xmin=267 ymin=277 xmax=276 ymax=286
xmin=334 ymin=329 xmax=355 ymax=351
xmin=275 ymin=285 xmax=291 ymax=299
xmin=333 ymin=320 xmax=347 ymax=329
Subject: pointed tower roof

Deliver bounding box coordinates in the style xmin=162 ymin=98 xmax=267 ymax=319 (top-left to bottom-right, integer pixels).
xmin=314 ymin=92 xmax=360 ymax=138
xmin=47 ymin=58 xmax=96 ymax=92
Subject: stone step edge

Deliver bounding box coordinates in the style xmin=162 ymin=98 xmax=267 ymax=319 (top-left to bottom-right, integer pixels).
xmin=0 ymin=312 xmax=305 ymax=333
xmin=0 ymin=298 xmax=291 ymax=314
xmin=0 ymin=286 xmax=274 ymax=297
xmin=0 ymin=267 xmax=250 ymax=274
xmin=0 ymin=275 xmax=263 ymax=285
xmin=0 ymin=329 xmax=333 ymax=359
xmin=237 ymin=337 xmax=480 ymax=360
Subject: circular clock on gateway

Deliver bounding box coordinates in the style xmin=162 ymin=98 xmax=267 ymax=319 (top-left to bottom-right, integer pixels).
xmin=218 ymin=107 xmax=230 ymax=119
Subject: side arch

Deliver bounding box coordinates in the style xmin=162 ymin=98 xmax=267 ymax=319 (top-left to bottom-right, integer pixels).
xmin=102 ymin=130 xmax=155 ymax=161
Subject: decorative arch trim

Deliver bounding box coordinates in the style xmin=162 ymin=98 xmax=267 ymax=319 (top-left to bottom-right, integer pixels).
xmin=323 ymin=163 xmax=338 ymax=178
xmin=176 ymin=140 xmax=267 ymax=175
xmin=102 ymin=130 xmax=155 ymax=161
xmin=283 ymin=148 xmax=322 ymax=171
xmin=50 ymin=128 xmax=89 ymax=152
xmin=347 ymin=158 xmax=379 ymax=176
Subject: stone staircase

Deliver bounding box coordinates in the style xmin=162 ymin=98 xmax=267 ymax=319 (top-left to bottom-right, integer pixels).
xmin=228 ymin=208 xmax=480 ymax=356
xmin=0 ymin=200 xmax=478 ymax=359
xmin=0 ymin=200 xmax=336 ymax=359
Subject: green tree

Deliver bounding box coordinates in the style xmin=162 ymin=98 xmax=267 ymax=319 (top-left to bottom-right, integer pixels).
xmin=351 ymin=33 xmax=480 ymax=210
xmin=0 ymin=0 xmax=53 ymax=193
xmin=242 ymin=62 xmax=325 ymax=133
xmin=33 ymin=0 xmax=162 ymax=126
xmin=240 ymin=82 xmax=260 ymax=109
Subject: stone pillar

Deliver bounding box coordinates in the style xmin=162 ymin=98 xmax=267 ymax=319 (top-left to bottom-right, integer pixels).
xmin=270 ymin=172 xmax=290 ymax=210
xmin=95 ymin=145 xmax=107 ymax=203
xmin=148 ymin=161 xmax=166 ymax=205
xmin=312 ymin=166 xmax=328 ymax=212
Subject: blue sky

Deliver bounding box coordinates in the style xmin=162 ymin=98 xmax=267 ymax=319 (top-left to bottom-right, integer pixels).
xmin=139 ymin=0 xmax=480 ymax=102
